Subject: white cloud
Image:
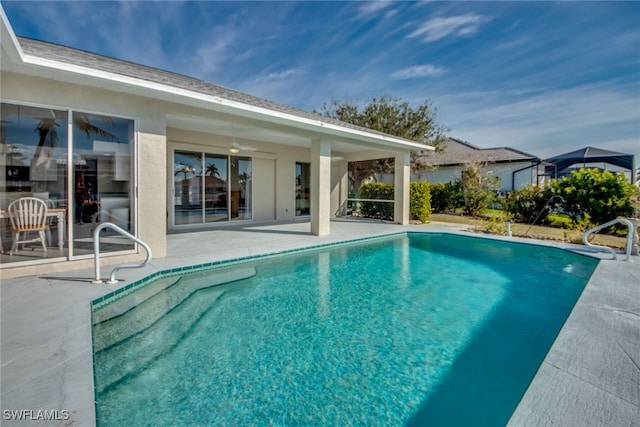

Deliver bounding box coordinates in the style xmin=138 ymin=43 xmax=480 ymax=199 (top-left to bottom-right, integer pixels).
xmin=409 ymin=14 xmax=488 ymax=42
xmin=358 ymin=1 xmax=395 ymax=17
xmin=255 ymin=69 xmax=301 ymax=82
xmin=391 ymin=64 xmax=446 ymax=79
xmin=195 ymin=31 xmax=237 ymax=76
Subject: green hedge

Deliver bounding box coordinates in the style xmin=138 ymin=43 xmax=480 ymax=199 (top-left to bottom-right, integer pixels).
xmin=430 ymin=181 xmax=463 ymax=213
xmin=359 ymin=182 xmax=394 ymax=220
xmin=410 ymin=181 xmax=431 ymax=223
xmin=358 ymin=181 xmax=432 ymax=222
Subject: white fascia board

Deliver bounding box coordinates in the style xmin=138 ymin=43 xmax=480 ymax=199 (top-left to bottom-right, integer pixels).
xmin=0 ymin=6 xmax=25 ymax=62
xmin=18 ymin=52 xmax=432 ymax=152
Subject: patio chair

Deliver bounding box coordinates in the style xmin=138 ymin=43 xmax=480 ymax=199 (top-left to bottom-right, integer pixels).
xmin=8 ymin=197 xmax=49 ymax=255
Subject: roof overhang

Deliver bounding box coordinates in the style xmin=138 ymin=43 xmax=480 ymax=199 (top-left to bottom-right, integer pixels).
xmin=1 ymin=7 xmax=432 ymax=154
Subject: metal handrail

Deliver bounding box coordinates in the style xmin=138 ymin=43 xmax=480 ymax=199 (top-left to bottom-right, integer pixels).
xmin=582 ymin=218 xmax=635 ymax=261
xmin=93 ymin=222 xmax=152 ymax=284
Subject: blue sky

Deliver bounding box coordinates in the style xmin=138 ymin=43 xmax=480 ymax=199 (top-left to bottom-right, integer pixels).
xmin=2 ymin=1 xmax=639 ymax=161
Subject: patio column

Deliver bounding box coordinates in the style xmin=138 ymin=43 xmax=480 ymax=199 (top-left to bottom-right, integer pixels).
xmin=394 ymin=151 xmax=410 ymax=225
xmin=311 ymin=139 xmax=331 ymax=236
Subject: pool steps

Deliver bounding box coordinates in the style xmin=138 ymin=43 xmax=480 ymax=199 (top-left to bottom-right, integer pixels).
xmin=93 ymin=267 xmax=256 ymax=393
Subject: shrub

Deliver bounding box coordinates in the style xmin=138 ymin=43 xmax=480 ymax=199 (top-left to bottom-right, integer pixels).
xmin=359 ymin=182 xmax=394 ymax=220
xmin=458 ymin=161 xmax=501 ymax=216
xmin=504 ymin=183 xmax=555 ymax=223
xmin=552 ymin=168 xmax=638 ymax=226
xmin=430 ymin=181 xmax=463 ymax=213
xmin=410 ymin=181 xmax=431 ymax=223
xmin=545 ymin=213 xmax=573 ymax=229
xmin=482 ymin=214 xmax=507 ymax=235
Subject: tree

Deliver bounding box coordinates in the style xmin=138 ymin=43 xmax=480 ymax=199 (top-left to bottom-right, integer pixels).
xmin=175 ymin=163 xmax=196 ymax=180
xmin=206 ymin=163 xmax=220 ymax=177
xmin=33 ymin=111 xmax=116 ymax=167
xmin=315 ymin=95 xmax=448 ymax=189
xmin=458 ymin=161 xmax=500 ymax=216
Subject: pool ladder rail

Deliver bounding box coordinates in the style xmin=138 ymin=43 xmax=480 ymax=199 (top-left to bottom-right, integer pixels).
xmin=93 ymin=222 xmax=152 ymax=284
xmin=582 ymin=217 xmax=638 ymax=262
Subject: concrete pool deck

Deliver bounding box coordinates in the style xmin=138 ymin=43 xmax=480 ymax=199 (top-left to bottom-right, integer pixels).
xmin=1 ymin=220 xmax=638 ymax=426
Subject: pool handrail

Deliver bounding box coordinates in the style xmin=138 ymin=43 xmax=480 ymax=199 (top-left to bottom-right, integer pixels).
xmin=582 ymin=217 xmax=635 ymax=261
xmin=93 ymin=222 xmax=152 ymax=284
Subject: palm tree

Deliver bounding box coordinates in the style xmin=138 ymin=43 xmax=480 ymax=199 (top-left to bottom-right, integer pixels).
xmin=175 ymin=163 xmax=196 ymax=180
xmin=206 ymin=163 xmax=220 ymax=177
xmin=33 ymin=111 xmax=117 ymax=167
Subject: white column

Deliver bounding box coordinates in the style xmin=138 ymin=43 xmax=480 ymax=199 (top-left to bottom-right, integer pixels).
xmin=394 ymin=151 xmax=410 ymax=225
xmin=339 ymin=162 xmax=349 ymax=217
xmin=311 ymin=139 xmax=331 ymax=236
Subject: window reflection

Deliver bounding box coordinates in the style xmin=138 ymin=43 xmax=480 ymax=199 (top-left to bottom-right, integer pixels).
xmin=204 ymin=154 xmax=227 ymax=223
xmin=1 ymin=103 xmax=68 ymax=262
xmin=296 ymin=162 xmax=310 ymax=216
xmin=173 ymin=150 xmax=252 ymax=226
xmin=0 ymin=103 xmax=136 ymax=264
xmin=72 ymin=112 xmax=134 ymax=256
xmin=231 ymin=156 xmax=252 ymax=221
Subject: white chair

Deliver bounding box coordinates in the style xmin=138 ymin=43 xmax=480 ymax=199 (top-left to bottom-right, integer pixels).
xmin=32 ymin=191 xmax=55 ymax=245
xmin=8 ymin=197 xmax=49 ymax=255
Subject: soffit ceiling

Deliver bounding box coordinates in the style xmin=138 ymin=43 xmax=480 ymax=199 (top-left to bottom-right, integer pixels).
xmin=166 ymin=113 xmax=383 ymax=154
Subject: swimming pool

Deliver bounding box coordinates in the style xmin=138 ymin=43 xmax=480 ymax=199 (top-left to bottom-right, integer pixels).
xmin=91 ymin=232 xmax=598 ymax=426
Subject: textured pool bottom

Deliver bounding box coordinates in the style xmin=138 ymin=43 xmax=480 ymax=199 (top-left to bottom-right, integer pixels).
xmin=92 ymin=233 xmax=599 ymax=426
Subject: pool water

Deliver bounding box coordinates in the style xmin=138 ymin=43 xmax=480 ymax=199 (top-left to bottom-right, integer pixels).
xmin=92 ymin=233 xmax=598 ymax=426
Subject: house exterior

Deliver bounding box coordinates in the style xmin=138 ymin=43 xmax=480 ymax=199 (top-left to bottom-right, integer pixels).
xmin=413 ymin=138 xmax=542 ymax=193
xmin=0 ymin=8 xmax=431 ymax=277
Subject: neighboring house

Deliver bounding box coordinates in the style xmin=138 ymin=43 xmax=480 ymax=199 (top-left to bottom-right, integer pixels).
xmin=412 ymin=138 xmax=542 ymax=192
xmin=0 ymin=7 xmax=431 ymax=277
xmin=543 ymin=146 xmax=636 ymax=184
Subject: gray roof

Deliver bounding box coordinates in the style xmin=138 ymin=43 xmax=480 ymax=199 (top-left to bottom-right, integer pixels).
xmin=546 ymin=146 xmax=630 ymax=161
xmin=419 ymin=138 xmax=539 ymax=166
xmin=17 ymin=37 xmax=412 ymax=144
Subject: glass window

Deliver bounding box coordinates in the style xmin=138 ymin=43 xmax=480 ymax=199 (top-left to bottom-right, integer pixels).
xmin=72 ymin=112 xmax=135 ymax=256
xmin=295 ymin=162 xmax=310 ymax=216
xmin=174 ymin=151 xmax=203 ymax=225
xmin=204 ymin=154 xmax=228 ymax=223
xmin=231 ymin=156 xmax=252 ymax=221
xmin=0 ymin=104 xmax=136 ymax=264
xmin=173 ymin=150 xmax=252 ymax=226
xmin=1 ymin=103 xmax=69 ymax=262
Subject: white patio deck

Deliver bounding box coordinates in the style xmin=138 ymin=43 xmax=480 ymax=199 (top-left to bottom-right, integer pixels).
xmin=1 ymin=220 xmax=638 ymax=426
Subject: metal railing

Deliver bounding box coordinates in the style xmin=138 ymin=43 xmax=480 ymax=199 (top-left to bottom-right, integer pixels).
xmin=582 ymin=218 xmax=635 ymax=261
xmin=93 ymin=222 xmax=152 ymax=284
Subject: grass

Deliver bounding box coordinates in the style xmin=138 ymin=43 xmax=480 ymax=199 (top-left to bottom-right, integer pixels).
xmin=428 ymin=213 xmax=633 ymax=250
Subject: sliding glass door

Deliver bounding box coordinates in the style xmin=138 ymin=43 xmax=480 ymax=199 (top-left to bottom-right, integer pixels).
xmin=72 ymin=113 xmax=135 ymax=256
xmin=204 ymin=153 xmax=228 ymax=223
xmin=231 ymin=156 xmax=252 ymax=220
xmin=0 ymin=102 xmax=136 ymax=264
xmin=173 ymin=150 xmax=251 ymax=226
xmin=295 ymin=162 xmax=310 ymax=216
